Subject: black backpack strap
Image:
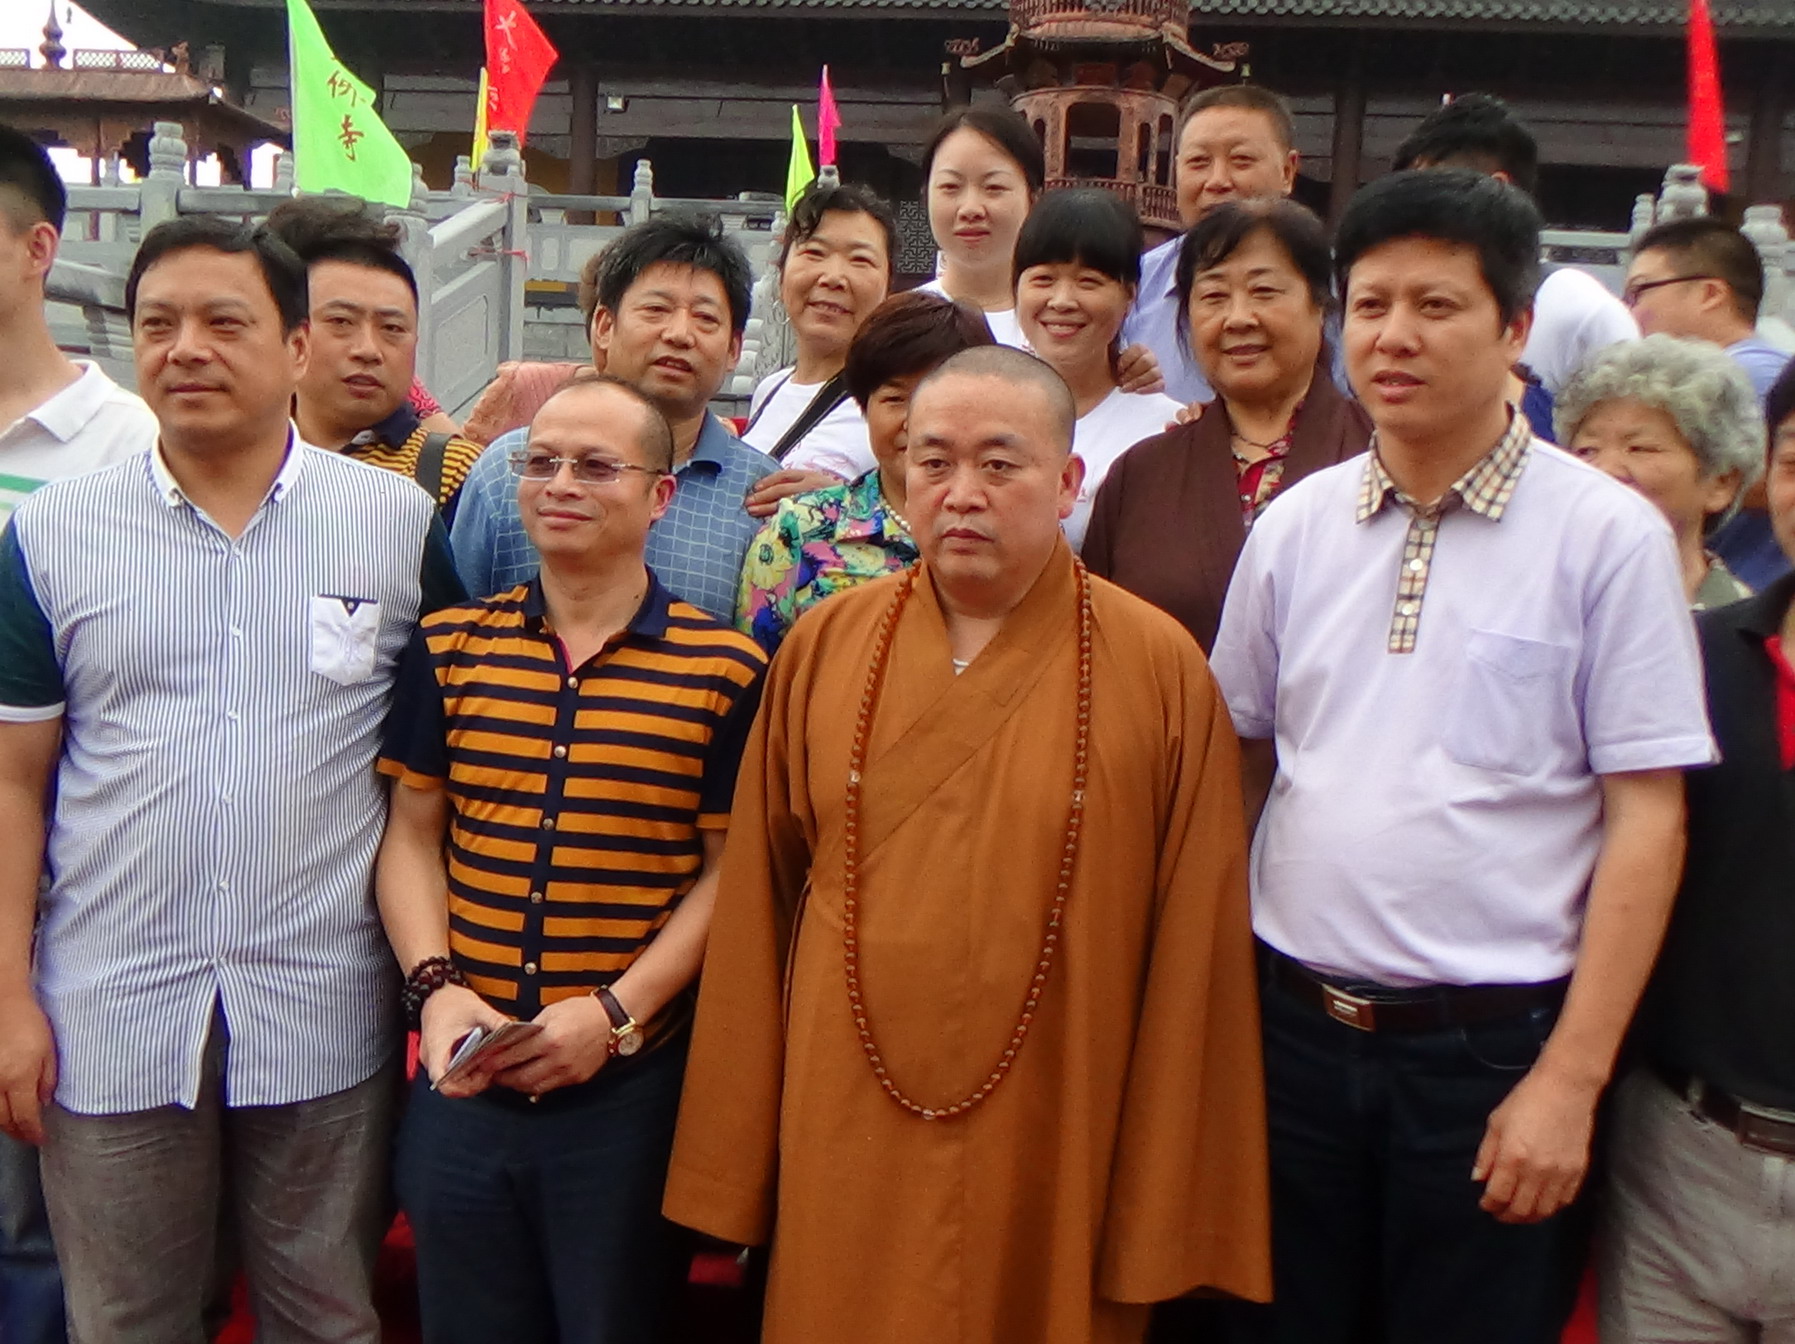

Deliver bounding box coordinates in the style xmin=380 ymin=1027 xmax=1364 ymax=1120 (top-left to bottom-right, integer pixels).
xmin=414 ymin=431 xmax=452 ymax=504
xmin=769 ymin=372 xmax=853 ymax=463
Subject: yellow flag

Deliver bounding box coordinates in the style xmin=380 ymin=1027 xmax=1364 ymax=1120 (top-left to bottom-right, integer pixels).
xmin=784 ymin=104 xmax=814 ymax=212
xmin=472 ymin=68 xmax=492 ymax=169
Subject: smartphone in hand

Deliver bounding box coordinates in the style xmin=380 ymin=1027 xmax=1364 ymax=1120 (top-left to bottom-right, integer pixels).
xmin=435 ymin=1020 xmax=544 ymax=1090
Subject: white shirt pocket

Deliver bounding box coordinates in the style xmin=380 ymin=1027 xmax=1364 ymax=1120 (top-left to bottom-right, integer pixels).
xmin=1443 ymin=629 xmax=1577 ymax=776
xmin=308 ymin=594 xmax=382 ymax=686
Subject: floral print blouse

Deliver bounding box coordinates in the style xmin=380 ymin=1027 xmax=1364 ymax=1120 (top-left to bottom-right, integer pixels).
xmin=738 ymin=469 xmax=919 ymax=653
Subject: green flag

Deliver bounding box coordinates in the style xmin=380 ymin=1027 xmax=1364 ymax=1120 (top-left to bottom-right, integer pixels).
xmin=285 ymin=0 xmax=413 ymax=207
xmin=784 ymin=104 xmax=814 ymax=212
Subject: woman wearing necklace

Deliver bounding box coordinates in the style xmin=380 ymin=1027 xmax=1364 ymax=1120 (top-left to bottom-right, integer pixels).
xmin=738 ymin=290 xmax=995 ymax=652
xmin=1012 ymin=188 xmax=1182 ymax=553
xmin=1084 ymin=197 xmax=1371 ymax=651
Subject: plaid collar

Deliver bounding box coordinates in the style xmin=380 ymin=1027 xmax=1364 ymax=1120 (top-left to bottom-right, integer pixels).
xmin=1356 ymin=411 xmax=1532 ymax=525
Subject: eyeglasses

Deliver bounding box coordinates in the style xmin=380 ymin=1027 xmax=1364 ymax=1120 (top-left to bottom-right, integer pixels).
xmin=1622 ymin=274 xmax=1717 ymax=308
xmin=508 ymin=450 xmax=666 ymax=486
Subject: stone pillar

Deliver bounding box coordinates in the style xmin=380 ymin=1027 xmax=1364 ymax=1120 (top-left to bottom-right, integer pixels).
xmin=567 ymin=62 xmax=600 ymax=224
xmin=1328 ymin=40 xmax=1366 ymax=226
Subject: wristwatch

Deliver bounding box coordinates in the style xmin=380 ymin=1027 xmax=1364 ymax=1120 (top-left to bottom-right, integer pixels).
xmin=594 ymin=986 xmax=644 ymax=1058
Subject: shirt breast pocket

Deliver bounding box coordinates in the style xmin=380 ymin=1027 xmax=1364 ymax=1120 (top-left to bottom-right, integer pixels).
xmin=1443 ymin=629 xmax=1576 ymax=776
xmin=308 ymin=594 xmax=382 ymax=687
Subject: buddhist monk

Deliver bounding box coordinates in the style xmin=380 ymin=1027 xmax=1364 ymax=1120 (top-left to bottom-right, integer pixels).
xmin=663 ymin=345 xmax=1271 ymax=1344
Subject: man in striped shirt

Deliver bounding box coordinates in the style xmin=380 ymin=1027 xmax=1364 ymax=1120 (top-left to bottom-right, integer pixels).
xmin=0 ymin=215 xmax=462 ymax=1343
xmin=265 ymin=196 xmax=485 ymax=522
xmin=376 ymin=374 xmax=765 ymax=1342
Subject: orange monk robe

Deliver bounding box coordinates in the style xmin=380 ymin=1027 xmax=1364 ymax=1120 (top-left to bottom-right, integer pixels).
xmin=663 ymin=545 xmax=1271 ymax=1344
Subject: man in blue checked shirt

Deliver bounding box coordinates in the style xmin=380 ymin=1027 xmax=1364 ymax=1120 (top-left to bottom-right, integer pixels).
xmin=0 ymin=216 xmax=461 ymax=1343
xmin=453 ymin=212 xmax=786 ymax=622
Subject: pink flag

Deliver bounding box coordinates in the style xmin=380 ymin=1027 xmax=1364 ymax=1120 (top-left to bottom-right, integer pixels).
xmin=819 ymin=66 xmax=843 ymax=167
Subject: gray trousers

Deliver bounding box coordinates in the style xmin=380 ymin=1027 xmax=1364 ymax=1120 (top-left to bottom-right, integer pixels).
xmin=37 ymin=1018 xmax=400 ymax=1344
xmin=1600 ymin=1067 xmax=1795 ymax=1343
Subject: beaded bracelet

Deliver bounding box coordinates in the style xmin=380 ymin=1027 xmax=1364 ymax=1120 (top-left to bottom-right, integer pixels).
xmin=401 ymin=956 xmax=467 ymax=1031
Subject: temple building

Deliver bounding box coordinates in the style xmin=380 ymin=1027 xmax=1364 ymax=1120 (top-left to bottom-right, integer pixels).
xmin=37 ymin=0 xmax=1795 ymax=229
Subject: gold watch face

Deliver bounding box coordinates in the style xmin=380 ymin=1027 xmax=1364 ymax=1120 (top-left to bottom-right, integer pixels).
xmin=615 ymin=1028 xmax=644 ymax=1057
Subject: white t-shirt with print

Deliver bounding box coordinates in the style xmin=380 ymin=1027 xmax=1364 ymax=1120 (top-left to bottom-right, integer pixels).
xmin=744 ymin=368 xmax=876 ymax=480
xmin=1065 ymin=387 xmax=1183 ymax=552
xmin=0 ymin=362 xmax=156 ymax=524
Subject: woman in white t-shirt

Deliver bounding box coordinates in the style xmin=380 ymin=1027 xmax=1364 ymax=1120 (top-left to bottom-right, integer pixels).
xmin=912 ymin=105 xmax=1044 ymax=349
xmin=1013 ymin=189 xmax=1181 ymax=551
xmin=745 ymin=182 xmax=896 ymax=480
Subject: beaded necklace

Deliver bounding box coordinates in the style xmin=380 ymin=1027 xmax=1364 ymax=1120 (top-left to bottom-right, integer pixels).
xmin=841 ymin=559 xmax=1094 ymax=1120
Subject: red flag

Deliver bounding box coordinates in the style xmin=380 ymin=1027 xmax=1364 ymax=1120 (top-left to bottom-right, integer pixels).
xmin=484 ymin=0 xmax=558 ymax=144
xmin=1686 ymin=0 xmax=1730 ymax=192
xmin=819 ymin=66 xmax=842 ymax=168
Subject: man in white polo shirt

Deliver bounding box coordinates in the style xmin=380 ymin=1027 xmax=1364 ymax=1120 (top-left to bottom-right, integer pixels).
xmin=1210 ymin=169 xmax=1713 ymax=1344
xmin=0 ymin=122 xmax=153 ymax=1344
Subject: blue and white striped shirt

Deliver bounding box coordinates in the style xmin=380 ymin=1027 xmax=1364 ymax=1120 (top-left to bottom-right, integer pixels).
xmin=450 ymin=413 xmax=776 ymax=621
xmin=0 ymin=439 xmax=463 ymax=1114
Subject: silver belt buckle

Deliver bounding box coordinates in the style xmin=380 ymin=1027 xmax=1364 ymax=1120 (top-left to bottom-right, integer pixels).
xmin=1735 ymin=1100 xmax=1795 ymax=1157
xmin=1322 ymin=983 xmax=1375 ymax=1031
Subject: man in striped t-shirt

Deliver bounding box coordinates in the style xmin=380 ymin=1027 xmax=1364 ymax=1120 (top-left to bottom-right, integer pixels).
xmin=0 ymin=216 xmax=462 ymax=1343
xmin=375 ymin=374 xmax=765 ymax=1342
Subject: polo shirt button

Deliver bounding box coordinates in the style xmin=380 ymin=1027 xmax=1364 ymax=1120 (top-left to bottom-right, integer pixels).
xmin=552 ymin=745 xmax=567 ymax=759
xmin=1399 ymin=602 xmax=1418 ymax=616
xmin=1408 ymin=559 xmax=1424 ymax=572
xmin=566 ymin=676 xmax=577 ymax=689
xmin=530 ymin=891 xmax=544 ymax=904
xmin=541 ymin=816 xmax=556 ymax=830
xmin=524 ymin=962 xmax=538 ymax=975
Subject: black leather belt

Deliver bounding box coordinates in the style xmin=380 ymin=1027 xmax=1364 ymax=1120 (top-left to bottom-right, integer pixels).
xmin=1655 ymin=1065 xmax=1795 ymax=1158
xmin=1266 ymin=947 xmax=1568 ymax=1034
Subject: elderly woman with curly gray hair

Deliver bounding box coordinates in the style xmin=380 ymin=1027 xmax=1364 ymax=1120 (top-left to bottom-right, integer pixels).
xmin=1556 ymin=333 xmax=1766 ymax=609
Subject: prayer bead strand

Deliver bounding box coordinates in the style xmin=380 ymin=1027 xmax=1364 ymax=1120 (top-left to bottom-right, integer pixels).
xmin=841 ymin=560 xmax=1094 ymax=1121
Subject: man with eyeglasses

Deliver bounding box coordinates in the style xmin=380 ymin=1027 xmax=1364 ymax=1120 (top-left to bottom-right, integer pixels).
xmin=1626 ymin=217 xmax=1794 ymax=588
xmin=373 ymin=372 xmax=766 ymax=1341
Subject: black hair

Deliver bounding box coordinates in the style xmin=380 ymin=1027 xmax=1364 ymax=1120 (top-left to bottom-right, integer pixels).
xmin=844 ymin=290 xmax=996 ymax=408
xmin=126 ymin=216 xmax=309 ymax=335
xmin=922 ymin=104 xmax=1047 ymax=197
xmin=778 ymin=181 xmax=900 ymax=273
xmin=1174 ymin=197 xmax=1333 ymax=349
xmin=262 ymin=195 xmax=418 ymax=304
xmin=1391 ymin=93 xmax=1540 ymax=199
xmin=595 ymin=210 xmax=753 ymax=335
xmin=1011 ymin=188 xmax=1144 ymax=291
xmin=1177 ymin=85 xmax=1296 ymax=154
xmin=1764 ymin=351 xmax=1795 ymax=443
xmin=0 ymin=122 xmax=67 ymax=233
xmin=1633 ymin=216 xmax=1765 ymax=323
xmin=1334 ymin=168 xmax=1542 ymax=327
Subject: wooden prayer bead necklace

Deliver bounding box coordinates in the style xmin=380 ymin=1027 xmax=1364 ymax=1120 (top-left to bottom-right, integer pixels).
xmin=841 ymin=559 xmax=1094 ymax=1121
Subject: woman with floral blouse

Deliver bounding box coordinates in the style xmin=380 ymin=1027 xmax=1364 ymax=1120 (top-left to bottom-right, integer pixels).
xmin=738 ymin=291 xmax=994 ymax=652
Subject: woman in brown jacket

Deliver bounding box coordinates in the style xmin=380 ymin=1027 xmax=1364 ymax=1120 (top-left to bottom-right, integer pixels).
xmin=1084 ymin=198 xmax=1371 ymax=651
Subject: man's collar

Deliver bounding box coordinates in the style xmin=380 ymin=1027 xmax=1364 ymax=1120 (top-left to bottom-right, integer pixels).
xmin=1728 ymin=568 xmax=1795 ymax=639
xmin=149 ymin=425 xmax=306 ymax=507
xmin=1357 ymin=410 xmax=1531 ymax=525
xmin=15 ymin=361 xmax=113 ymax=443
xmin=680 ymin=413 xmax=734 ymax=472
xmin=522 ymin=567 xmax=675 ymax=642
xmin=346 ymin=397 xmax=421 ymax=450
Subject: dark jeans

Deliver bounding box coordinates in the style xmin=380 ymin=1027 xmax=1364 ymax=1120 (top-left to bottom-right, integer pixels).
xmin=1165 ymin=955 xmax=1587 ymax=1344
xmin=396 ymin=1033 xmax=690 ymax=1344
xmin=0 ymin=1132 xmax=65 ymax=1344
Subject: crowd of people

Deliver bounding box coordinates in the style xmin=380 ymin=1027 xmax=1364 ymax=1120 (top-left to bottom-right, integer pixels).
xmin=0 ymin=74 xmax=1791 ymax=1344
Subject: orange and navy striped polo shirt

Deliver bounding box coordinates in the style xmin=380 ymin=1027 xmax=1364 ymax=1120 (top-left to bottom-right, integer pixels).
xmin=378 ymin=573 xmax=766 ymax=1019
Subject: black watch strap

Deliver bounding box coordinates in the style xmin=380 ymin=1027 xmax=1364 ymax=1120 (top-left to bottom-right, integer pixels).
xmin=594 ymin=986 xmax=630 ymax=1031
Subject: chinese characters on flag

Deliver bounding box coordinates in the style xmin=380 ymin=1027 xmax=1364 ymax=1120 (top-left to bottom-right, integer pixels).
xmin=484 ymin=0 xmax=559 ymax=145
xmin=285 ymin=0 xmax=413 ymax=205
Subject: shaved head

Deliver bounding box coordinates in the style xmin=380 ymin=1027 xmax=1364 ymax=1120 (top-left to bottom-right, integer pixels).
xmin=535 ymin=373 xmax=675 ymax=471
xmin=913 ymin=346 xmax=1076 ymax=453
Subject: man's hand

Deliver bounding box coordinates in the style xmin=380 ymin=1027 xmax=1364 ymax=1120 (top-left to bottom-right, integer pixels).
xmin=745 ymin=469 xmax=841 ymax=519
xmin=489 ymin=995 xmax=615 ymax=1097
xmin=0 ymin=994 xmax=56 ymax=1145
xmin=417 ymin=984 xmax=511 ymax=1099
xmin=1471 ymin=1063 xmax=1600 ymax=1224
xmin=1115 ymin=343 xmax=1166 ymax=396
